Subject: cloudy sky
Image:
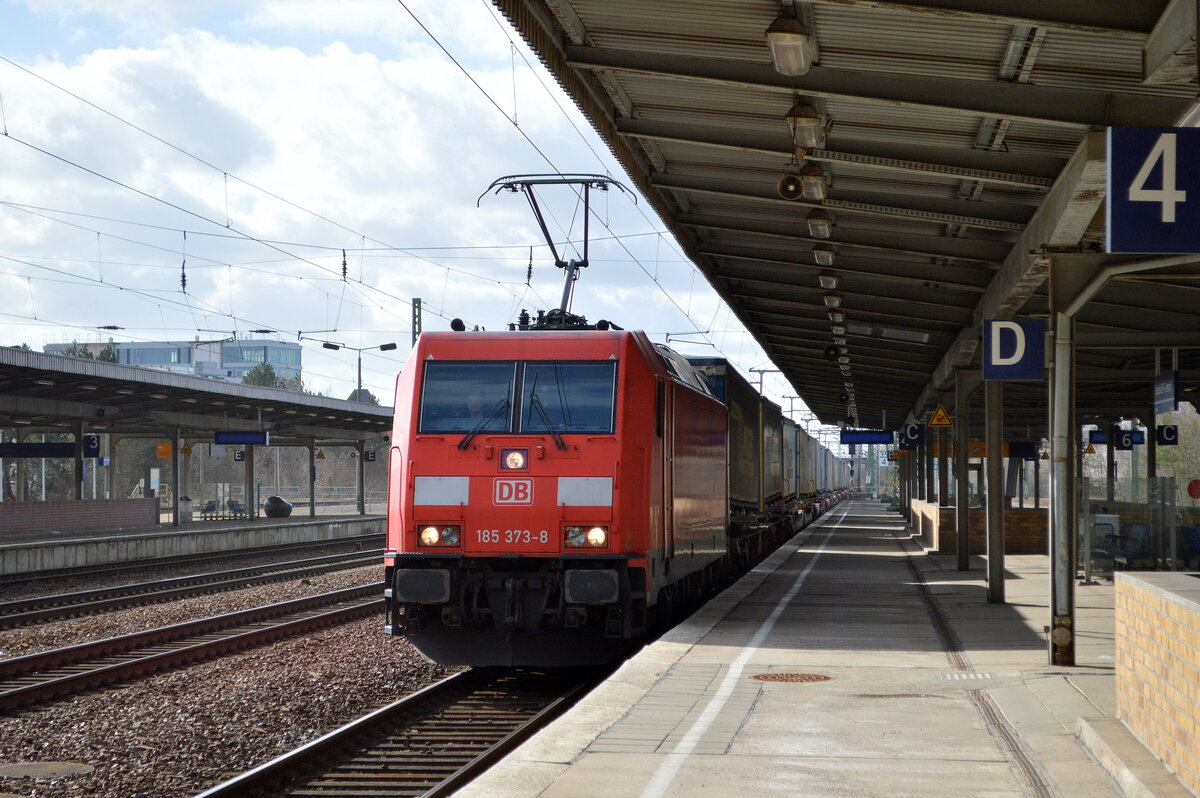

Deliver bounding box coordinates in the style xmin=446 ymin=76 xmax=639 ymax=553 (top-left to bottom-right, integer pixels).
xmin=0 ymin=0 xmax=819 ymax=426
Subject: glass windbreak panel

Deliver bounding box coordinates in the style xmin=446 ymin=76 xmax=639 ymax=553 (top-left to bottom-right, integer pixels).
xmin=419 ymin=362 xmax=515 ymax=433
xmin=520 ymin=362 xmax=616 ymax=434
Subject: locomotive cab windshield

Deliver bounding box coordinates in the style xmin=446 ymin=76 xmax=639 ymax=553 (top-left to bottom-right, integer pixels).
xmin=419 ymin=359 xmax=617 ymax=436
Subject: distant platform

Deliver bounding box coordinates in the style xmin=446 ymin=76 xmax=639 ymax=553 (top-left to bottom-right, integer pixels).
xmin=0 ymin=513 xmax=385 ymax=575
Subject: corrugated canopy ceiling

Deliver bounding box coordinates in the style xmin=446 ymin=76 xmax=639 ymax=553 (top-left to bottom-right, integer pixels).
xmin=496 ymin=0 xmax=1200 ymax=434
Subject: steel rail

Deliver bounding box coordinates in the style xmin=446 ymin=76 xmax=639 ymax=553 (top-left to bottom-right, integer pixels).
xmin=193 ymin=667 xmax=605 ymax=797
xmin=0 ymin=550 xmax=382 ymax=629
xmin=0 ymin=584 xmax=383 ymax=710
xmin=0 ymin=533 xmax=384 ymax=589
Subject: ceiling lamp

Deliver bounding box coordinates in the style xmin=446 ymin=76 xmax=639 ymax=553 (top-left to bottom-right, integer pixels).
xmin=823 ymin=292 xmax=842 ymax=308
xmin=799 ymin=163 xmax=827 ymax=200
xmin=817 ymin=270 xmax=838 ymax=289
xmin=777 ymin=171 xmax=804 ymax=200
xmin=831 ymin=323 xmax=846 ymax=335
xmin=807 ymin=209 xmax=833 ymax=239
xmin=828 ymin=309 xmax=845 ymax=323
xmin=786 ymin=101 xmax=825 ymax=149
xmin=832 ymin=336 xmax=846 ymax=345
xmin=765 ymin=11 xmax=813 ymax=76
xmin=813 ymin=244 xmax=835 ymax=266
xmin=838 ymin=355 xmax=850 ymax=364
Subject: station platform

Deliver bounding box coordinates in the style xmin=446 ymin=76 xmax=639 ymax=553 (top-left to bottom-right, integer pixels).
xmin=462 ymin=501 xmax=1187 ymax=798
xmin=0 ymin=513 xmax=385 ymax=575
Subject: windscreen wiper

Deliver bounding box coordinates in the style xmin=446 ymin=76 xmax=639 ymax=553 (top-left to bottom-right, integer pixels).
xmin=457 ymin=398 xmax=510 ymax=450
xmin=529 ymin=393 xmax=568 ymax=450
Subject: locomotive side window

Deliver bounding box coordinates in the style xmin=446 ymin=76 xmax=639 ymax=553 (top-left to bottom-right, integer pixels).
xmin=520 ymin=362 xmax=616 ymax=434
xmin=419 ymin=361 xmax=516 ymax=433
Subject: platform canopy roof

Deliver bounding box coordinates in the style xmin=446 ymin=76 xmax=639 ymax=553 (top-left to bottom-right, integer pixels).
xmin=496 ymin=0 xmax=1200 ymax=432
xmin=0 ymin=347 xmax=391 ymax=444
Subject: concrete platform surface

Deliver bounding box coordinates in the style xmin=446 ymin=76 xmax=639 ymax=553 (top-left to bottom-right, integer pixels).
xmin=0 ymin=514 xmax=384 ymax=575
xmin=460 ymin=501 xmax=1188 ymax=798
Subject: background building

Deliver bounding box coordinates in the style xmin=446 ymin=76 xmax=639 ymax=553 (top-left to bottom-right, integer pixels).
xmin=43 ymin=337 xmax=302 ymax=383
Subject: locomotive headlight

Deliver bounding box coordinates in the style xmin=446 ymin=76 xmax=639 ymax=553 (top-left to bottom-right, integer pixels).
xmin=418 ymin=525 xmax=461 ymax=547
xmin=565 ymin=525 xmax=608 ymax=548
xmin=501 ymin=448 xmax=528 ymax=470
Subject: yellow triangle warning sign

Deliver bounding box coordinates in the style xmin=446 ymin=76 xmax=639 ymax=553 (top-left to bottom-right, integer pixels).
xmin=928 ymin=404 xmax=953 ymax=427
xmin=315 ymin=449 xmax=326 ymax=460
xmin=180 ymin=443 xmax=193 ymax=455
xmin=1084 ymin=443 xmax=1096 ymax=454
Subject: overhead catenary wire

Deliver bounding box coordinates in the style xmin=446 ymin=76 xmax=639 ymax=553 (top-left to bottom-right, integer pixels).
xmin=1 ymin=21 xmax=781 ymax=408
xmin=396 ymin=0 xmax=719 ymax=348
xmin=0 ymin=51 xmax=612 ymax=326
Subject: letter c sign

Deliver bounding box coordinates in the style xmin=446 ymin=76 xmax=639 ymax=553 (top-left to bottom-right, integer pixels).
xmin=1157 ymin=425 xmax=1179 ymax=446
xmin=983 ymin=319 xmax=1045 ymax=381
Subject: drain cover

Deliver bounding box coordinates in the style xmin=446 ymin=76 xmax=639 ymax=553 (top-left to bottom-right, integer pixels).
xmin=750 ymin=673 xmax=832 ymax=683
xmin=0 ymin=762 xmax=94 ymax=778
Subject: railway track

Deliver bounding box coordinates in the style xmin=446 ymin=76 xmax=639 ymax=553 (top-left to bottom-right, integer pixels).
xmin=0 ymin=584 xmax=383 ymax=711
xmin=195 ymin=667 xmax=605 ymax=797
xmin=0 ymin=532 xmax=384 ymax=590
xmin=0 ymin=549 xmax=383 ymax=629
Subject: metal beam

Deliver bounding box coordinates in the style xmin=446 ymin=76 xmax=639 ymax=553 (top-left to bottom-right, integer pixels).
xmin=718 ymin=272 xmax=978 ymax=314
xmin=1077 ymin=331 xmax=1200 ymax=348
xmin=704 ymin=246 xmax=990 ymax=293
xmin=651 ymin=173 xmax=1028 ymax=232
xmin=0 ymin=395 xmax=120 ymax=420
xmin=615 ymin=118 xmax=1056 ymax=189
xmin=679 ymin=213 xmax=1006 ymax=264
xmin=564 ymin=46 xmax=1190 ymax=129
xmin=926 ymin=132 xmax=1108 ymax=394
xmin=738 ymin=291 xmax=969 ymax=327
xmin=1144 ymin=0 xmax=1197 ymax=83
xmin=803 ymin=0 xmax=1164 ymax=37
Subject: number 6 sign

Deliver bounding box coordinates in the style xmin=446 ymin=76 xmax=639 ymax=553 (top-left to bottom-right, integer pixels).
xmin=1108 ymin=128 xmax=1200 ymax=253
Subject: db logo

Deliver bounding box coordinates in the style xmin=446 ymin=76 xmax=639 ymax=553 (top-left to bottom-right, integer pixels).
xmin=494 ymin=478 xmax=533 ymax=505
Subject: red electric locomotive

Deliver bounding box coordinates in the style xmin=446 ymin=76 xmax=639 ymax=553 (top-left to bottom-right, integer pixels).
xmin=384 ymin=326 xmax=730 ymax=666
xmin=383 ymin=174 xmax=841 ymax=667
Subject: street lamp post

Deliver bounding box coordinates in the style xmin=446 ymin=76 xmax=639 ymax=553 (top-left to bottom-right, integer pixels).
xmin=321 ymin=341 xmax=399 ymax=402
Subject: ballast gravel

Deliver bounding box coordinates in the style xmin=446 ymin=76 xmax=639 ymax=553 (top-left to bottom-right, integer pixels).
xmin=0 ymin=565 xmax=386 ymax=660
xmin=0 ymin=588 xmax=453 ymax=797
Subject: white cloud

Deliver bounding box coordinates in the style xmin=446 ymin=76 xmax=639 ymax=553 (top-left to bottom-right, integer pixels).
xmin=0 ymin=0 xmax=773 ymax=405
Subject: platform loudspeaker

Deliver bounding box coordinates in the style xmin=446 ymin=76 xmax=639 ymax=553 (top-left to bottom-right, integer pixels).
xmin=777 ymin=173 xmax=804 ymax=201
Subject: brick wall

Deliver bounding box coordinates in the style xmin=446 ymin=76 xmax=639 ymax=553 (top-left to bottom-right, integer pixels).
xmin=1114 ymin=573 xmax=1200 ymax=794
xmin=909 ymin=499 xmax=1047 ymax=554
xmin=0 ymin=499 xmax=157 ymax=534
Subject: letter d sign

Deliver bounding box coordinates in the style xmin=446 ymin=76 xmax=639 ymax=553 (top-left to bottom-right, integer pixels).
xmin=983 ymin=319 xmax=1045 ymax=381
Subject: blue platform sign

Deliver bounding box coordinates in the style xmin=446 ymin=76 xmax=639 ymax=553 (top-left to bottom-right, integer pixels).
xmin=82 ymin=434 xmax=100 ymax=458
xmin=901 ymin=422 xmax=924 ymax=446
xmin=1108 ymin=128 xmax=1200 ymax=253
xmin=983 ymin=319 xmax=1045 ymax=380
xmin=1113 ymin=429 xmax=1146 ymax=451
xmin=214 ymin=431 xmax=270 ymax=445
xmin=840 ymin=430 xmax=893 ymax=445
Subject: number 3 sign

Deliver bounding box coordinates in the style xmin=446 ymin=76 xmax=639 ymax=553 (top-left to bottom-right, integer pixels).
xmin=1108 ymin=128 xmax=1200 ymax=254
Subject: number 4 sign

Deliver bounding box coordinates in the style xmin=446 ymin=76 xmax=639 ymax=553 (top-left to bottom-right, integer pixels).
xmin=1108 ymin=128 xmax=1200 ymax=253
